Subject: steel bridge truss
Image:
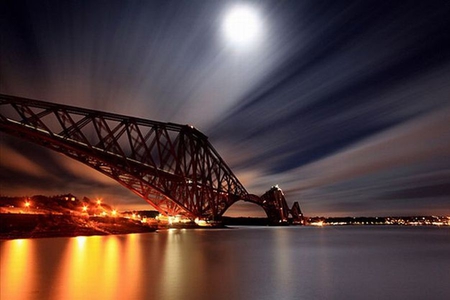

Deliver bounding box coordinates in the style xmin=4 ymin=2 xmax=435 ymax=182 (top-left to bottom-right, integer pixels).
xmin=0 ymin=94 xmax=303 ymax=224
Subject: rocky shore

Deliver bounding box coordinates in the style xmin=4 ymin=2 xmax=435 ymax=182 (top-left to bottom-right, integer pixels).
xmin=0 ymin=213 xmax=156 ymax=240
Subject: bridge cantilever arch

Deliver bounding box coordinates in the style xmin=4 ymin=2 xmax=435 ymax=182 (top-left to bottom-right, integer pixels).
xmin=0 ymin=94 xmax=304 ymax=225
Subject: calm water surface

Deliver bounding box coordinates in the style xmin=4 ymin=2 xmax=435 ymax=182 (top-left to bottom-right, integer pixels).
xmin=1 ymin=226 xmax=449 ymax=300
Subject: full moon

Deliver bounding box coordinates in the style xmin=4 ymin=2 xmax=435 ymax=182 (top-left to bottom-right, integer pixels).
xmin=222 ymin=5 xmax=263 ymax=48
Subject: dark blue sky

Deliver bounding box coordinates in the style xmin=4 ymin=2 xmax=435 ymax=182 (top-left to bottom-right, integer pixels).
xmin=1 ymin=0 xmax=450 ymax=216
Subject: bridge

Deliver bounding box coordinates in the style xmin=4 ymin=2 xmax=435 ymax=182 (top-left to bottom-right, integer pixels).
xmin=0 ymin=94 xmax=303 ymax=225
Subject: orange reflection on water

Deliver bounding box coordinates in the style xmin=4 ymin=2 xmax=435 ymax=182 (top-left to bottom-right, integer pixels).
xmin=102 ymin=236 xmax=120 ymax=299
xmin=51 ymin=236 xmax=99 ymax=300
xmin=122 ymin=234 xmax=144 ymax=299
xmin=52 ymin=236 xmax=117 ymax=300
xmin=0 ymin=239 xmax=36 ymax=300
xmin=160 ymin=229 xmax=184 ymax=299
xmin=49 ymin=235 xmax=144 ymax=300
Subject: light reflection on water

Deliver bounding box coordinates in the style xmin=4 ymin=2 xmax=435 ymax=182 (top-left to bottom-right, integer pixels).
xmin=1 ymin=239 xmax=36 ymax=300
xmin=1 ymin=227 xmax=450 ymax=300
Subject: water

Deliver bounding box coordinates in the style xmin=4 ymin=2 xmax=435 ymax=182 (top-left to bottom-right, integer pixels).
xmin=1 ymin=226 xmax=449 ymax=300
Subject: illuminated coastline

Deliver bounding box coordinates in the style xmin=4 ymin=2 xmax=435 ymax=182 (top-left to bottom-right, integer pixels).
xmin=0 ymin=195 xmax=156 ymax=239
xmin=1 ymin=194 xmax=448 ymax=240
xmin=307 ymin=216 xmax=450 ymax=227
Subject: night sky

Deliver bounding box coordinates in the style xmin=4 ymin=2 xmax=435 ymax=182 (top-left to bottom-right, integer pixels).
xmin=1 ymin=0 xmax=450 ymax=217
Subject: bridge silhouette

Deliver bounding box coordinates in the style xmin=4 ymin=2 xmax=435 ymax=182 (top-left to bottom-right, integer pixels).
xmin=0 ymin=94 xmax=303 ymax=225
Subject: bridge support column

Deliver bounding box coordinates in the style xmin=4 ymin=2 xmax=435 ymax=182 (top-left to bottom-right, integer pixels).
xmin=260 ymin=185 xmax=290 ymax=225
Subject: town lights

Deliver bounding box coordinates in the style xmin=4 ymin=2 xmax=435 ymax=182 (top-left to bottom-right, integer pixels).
xmin=82 ymin=205 xmax=88 ymax=212
xmin=310 ymin=221 xmax=324 ymax=227
xmin=24 ymin=201 xmax=31 ymax=208
xmin=96 ymin=199 xmax=102 ymax=205
xmin=112 ymin=210 xmax=117 ymax=217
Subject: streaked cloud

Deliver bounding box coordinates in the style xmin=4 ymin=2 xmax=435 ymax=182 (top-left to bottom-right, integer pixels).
xmin=1 ymin=0 xmax=449 ymax=216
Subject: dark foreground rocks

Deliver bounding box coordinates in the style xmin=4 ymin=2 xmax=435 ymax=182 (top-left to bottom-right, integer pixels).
xmin=0 ymin=213 xmax=156 ymax=239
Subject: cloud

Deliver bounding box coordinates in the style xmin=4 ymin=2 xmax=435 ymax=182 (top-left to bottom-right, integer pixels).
xmin=284 ymin=105 xmax=450 ymax=191
xmin=53 ymin=155 xmax=119 ymax=186
xmin=0 ymin=144 xmax=48 ymax=177
xmin=250 ymin=106 xmax=450 ymax=216
xmin=1 ymin=0 xmax=449 ymax=216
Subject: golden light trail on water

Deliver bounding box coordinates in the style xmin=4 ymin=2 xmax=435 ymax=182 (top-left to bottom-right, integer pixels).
xmin=48 ymin=235 xmax=147 ymax=300
xmin=0 ymin=239 xmax=36 ymax=300
xmin=122 ymin=234 xmax=144 ymax=299
xmin=51 ymin=237 xmax=101 ymax=300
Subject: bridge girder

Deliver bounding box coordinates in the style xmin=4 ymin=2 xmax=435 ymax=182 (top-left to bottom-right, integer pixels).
xmin=0 ymin=94 xmax=303 ymax=223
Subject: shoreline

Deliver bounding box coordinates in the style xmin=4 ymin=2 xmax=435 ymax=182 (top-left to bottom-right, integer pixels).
xmin=2 ymin=213 xmax=448 ymax=240
xmin=0 ymin=213 xmax=156 ymax=240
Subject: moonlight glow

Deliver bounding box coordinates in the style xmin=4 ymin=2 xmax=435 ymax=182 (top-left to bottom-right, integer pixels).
xmin=222 ymin=5 xmax=263 ymax=48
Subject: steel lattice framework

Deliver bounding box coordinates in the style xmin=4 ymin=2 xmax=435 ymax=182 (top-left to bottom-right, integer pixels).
xmin=0 ymin=94 xmax=302 ymax=224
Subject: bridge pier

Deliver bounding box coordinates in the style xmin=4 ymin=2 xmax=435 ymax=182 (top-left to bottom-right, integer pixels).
xmin=244 ymin=185 xmax=304 ymax=226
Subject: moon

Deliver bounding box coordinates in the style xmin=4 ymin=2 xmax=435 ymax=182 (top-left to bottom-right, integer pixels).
xmin=222 ymin=5 xmax=263 ymax=48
